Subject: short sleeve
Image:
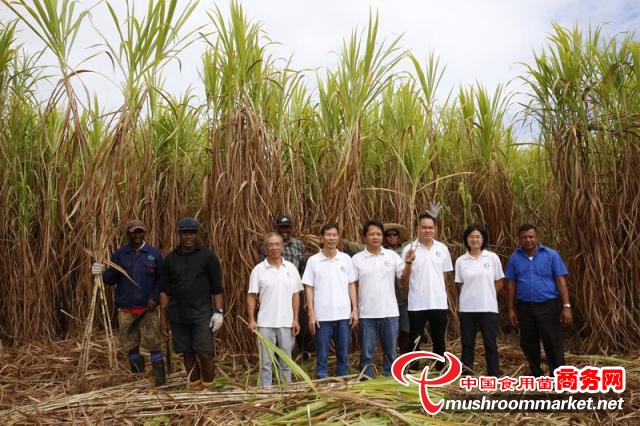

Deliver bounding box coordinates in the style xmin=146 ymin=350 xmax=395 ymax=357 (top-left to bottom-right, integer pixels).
xmin=493 ymin=253 xmax=505 ymax=281
xmin=443 ymin=246 xmax=453 ymax=272
xmin=454 ymin=257 xmax=463 ymax=283
xmin=301 ymin=258 xmax=315 ymax=286
xmin=351 ymin=255 xmax=360 ymax=281
xmin=550 ymin=250 xmax=568 ymax=278
xmin=158 ymin=257 xmax=170 ymax=295
xmin=345 ymin=256 xmax=357 ymax=283
xmin=401 ymin=244 xmax=411 ymax=261
xmin=394 ymin=252 xmax=405 ymax=279
xmin=292 ymin=268 xmax=303 ymax=292
xmin=207 ymin=251 xmax=224 ymax=295
xmin=248 ymin=266 xmax=260 ymax=294
xmin=505 ymin=254 xmax=517 ymax=281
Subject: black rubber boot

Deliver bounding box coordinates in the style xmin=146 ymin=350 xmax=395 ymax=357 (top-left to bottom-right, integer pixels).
xmin=152 ymin=360 xmax=166 ymax=387
xmin=129 ymin=356 xmax=145 ymax=373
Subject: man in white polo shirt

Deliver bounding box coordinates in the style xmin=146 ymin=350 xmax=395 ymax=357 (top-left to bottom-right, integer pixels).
xmin=352 ymin=220 xmax=404 ymax=378
xmin=247 ymin=233 xmax=302 ymax=387
xmin=401 ymin=212 xmax=453 ymax=370
xmin=302 ymin=223 xmax=358 ymax=378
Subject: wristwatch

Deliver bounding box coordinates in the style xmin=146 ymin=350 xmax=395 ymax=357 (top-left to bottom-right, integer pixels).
xmin=215 ymin=308 xmax=224 ymax=314
xmin=562 ymin=304 xmax=571 ymax=308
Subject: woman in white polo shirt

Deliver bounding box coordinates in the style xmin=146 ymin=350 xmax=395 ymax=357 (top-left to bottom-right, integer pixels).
xmin=454 ymin=224 xmax=504 ymax=376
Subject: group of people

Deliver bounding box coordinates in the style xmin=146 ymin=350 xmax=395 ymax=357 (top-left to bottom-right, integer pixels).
xmin=93 ymin=209 xmax=573 ymax=390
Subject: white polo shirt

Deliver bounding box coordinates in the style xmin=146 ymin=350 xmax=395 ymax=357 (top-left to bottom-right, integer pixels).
xmin=401 ymin=239 xmax=453 ymax=311
xmin=301 ymin=250 xmax=355 ymax=321
xmin=454 ymin=250 xmax=504 ymax=313
xmin=248 ymin=259 xmax=303 ymax=328
xmin=352 ymin=247 xmax=404 ymax=318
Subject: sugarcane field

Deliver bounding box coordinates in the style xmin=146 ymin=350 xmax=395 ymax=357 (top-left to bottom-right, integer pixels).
xmin=1 ymin=0 xmax=639 ymax=424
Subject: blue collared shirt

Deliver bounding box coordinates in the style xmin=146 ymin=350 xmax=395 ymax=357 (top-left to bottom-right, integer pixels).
xmin=102 ymin=243 xmax=163 ymax=308
xmin=505 ymin=244 xmax=568 ymax=302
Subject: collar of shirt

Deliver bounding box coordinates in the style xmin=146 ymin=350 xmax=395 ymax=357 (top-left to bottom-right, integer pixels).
xmin=173 ymin=245 xmax=202 ymax=256
xmin=124 ymin=242 xmax=148 ymax=254
xmin=318 ymin=250 xmax=344 ymax=261
xmin=461 ymin=250 xmax=490 ymax=260
xmin=363 ymin=247 xmax=387 ymax=257
xmin=410 ymin=238 xmax=442 ymax=251
xmin=516 ymin=243 xmax=548 ymax=259
xmin=262 ymin=258 xmax=288 ymax=270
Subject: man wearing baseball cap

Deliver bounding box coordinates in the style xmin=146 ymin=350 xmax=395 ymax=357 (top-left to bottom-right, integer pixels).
xmin=159 ymin=217 xmax=225 ymax=391
xmin=91 ymin=219 xmax=165 ymax=386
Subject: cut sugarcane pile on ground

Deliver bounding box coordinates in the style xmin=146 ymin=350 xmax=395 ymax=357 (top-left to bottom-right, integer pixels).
xmin=1 ymin=335 xmax=637 ymax=424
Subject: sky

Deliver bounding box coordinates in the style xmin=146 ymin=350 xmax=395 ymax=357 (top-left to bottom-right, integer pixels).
xmin=1 ymin=0 xmax=639 ymax=131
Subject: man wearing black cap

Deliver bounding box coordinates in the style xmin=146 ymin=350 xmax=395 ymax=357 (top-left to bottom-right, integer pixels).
xmin=91 ymin=219 xmax=165 ymax=386
xmin=273 ymin=215 xmax=306 ymax=273
xmin=159 ymin=217 xmax=225 ymax=391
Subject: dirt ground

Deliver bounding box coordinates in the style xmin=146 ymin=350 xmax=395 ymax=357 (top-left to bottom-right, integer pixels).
xmin=0 ymin=333 xmax=637 ymax=424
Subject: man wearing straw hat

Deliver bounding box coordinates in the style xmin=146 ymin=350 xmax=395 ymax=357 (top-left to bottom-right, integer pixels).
xmin=159 ymin=217 xmax=225 ymax=391
xmin=382 ymin=223 xmax=412 ymax=354
xmin=91 ymin=219 xmax=166 ymax=386
xmin=247 ymin=232 xmax=302 ymax=387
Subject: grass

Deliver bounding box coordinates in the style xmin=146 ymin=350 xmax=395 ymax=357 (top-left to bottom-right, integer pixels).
xmin=0 ymin=332 xmax=637 ymax=424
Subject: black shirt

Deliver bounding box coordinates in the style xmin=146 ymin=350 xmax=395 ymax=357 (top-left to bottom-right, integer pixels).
xmin=159 ymin=246 xmax=224 ymax=324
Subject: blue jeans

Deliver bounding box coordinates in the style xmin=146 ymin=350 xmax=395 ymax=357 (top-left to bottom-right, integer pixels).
xmin=359 ymin=317 xmax=399 ymax=377
xmin=315 ymin=319 xmax=351 ymax=378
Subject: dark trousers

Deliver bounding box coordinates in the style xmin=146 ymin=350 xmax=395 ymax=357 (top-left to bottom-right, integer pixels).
xmin=459 ymin=312 xmax=499 ymax=376
xmin=408 ymin=309 xmax=448 ymax=370
xmin=517 ymin=299 xmax=565 ymax=376
xmin=296 ymin=291 xmax=314 ymax=357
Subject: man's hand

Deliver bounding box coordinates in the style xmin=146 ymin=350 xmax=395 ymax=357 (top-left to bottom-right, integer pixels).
xmin=146 ymin=299 xmax=158 ymax=310
xmin=248 ymin=319 xmax=257 ymax=333
xmin=91 ymin=262 xmax=104 ymax=275
xmin=561 ymin=307 xmax=573 ymax=326
xmin=508 ymin=308 xmax=519 ymax=328
xmin=210 ymin=312 xmax=224 ymax=332
xmin=349 ymin=309 xmax=359 ymax=329
xmin=308 ymin=314 xmax=319 ymax=336
xmin=292 ymin=320 xmax=300 ymax=336
xmin=405 ymin=249 xmax=416 ymax=264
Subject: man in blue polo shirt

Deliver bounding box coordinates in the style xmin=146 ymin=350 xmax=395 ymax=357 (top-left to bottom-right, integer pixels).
xmin=505 ymin=224 xmax=573 ymax=377
xmin=91 ymin=219 xmax=165 ymax=386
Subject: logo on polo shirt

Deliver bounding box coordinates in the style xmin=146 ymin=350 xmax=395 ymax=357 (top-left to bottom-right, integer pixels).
xmin=435 ymin=251 xmax=442 ymax=257
xmin=148 ymin=255 xmax=156 ymax=261
xmin=484 ymin=262 xmax=490 ymax=269
xmin=384 ymin=259 xmax=391 ymax=267
xmin=340 ymin=265 xmax=346 ymax=273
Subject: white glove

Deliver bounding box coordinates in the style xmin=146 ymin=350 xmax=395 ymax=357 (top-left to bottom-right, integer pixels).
xmin=91 ymin=262 xmax=105 ymax=275
xmin=428 ymin=201 xmax=442 ymax=218
xmin=210 ymin=312 xmax=224 ymax=332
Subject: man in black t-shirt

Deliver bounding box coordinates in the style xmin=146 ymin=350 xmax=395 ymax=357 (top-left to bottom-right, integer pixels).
xmin=159 ymin=217 xmax=225 ymax=391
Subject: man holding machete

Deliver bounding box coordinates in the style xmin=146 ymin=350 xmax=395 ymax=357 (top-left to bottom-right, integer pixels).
xmin=91 ymin=219 xmax=166 ymax=386
xmin=159 ymin=217 xmax=225 ymax=391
